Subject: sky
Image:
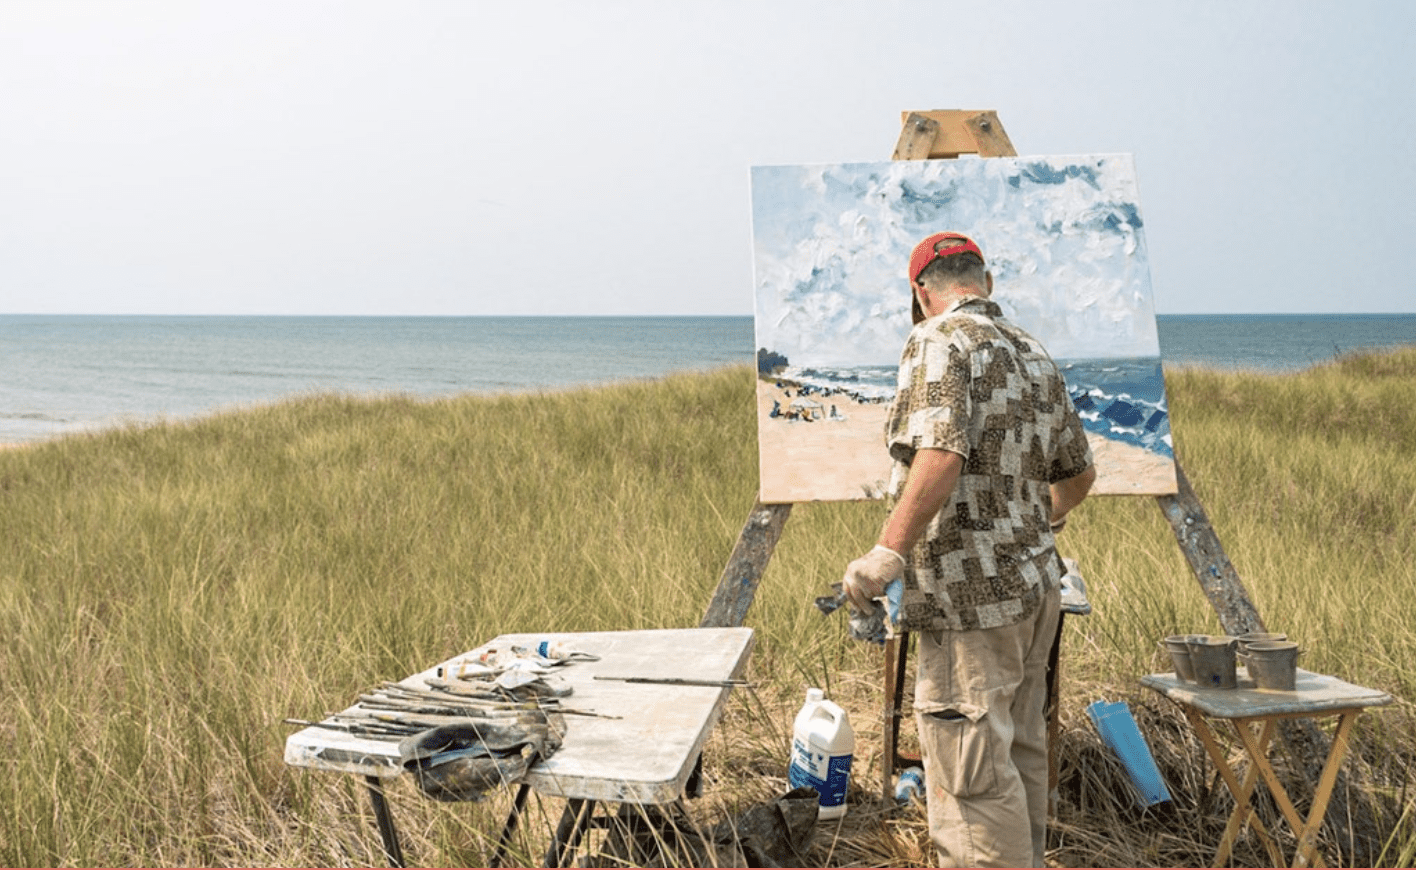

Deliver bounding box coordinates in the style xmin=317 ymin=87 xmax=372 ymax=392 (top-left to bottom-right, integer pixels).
xmin=3 ymin=1 xmax=1413 ymax=317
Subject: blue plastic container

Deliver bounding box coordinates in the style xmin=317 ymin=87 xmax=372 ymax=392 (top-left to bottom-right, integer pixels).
xmin=1085 ymin=699 xmax=1172 ymax=806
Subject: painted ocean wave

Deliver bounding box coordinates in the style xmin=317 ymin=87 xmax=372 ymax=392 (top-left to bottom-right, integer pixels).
xmin=774 ymin=356 xmax=1172 ymax=457
xmin=1060 ymin=357 xmax=1172 ymax=458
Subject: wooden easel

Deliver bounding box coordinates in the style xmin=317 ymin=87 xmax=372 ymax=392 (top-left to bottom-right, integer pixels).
xmin=883 ymin=110 xmax=1024 ymax=799
xmin=698 ymin=110 xmax=1027 ymax=635
xmin=702 ymin=107 xmax=1381 ymax=864
xmin=703 ymin=109 xmax=1098 ymax=802
xmin=883 ymin=112 xmax=1271 ymax=635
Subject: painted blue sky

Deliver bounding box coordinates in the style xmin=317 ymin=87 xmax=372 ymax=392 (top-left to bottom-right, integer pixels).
xmin=2 ymin=1 xmax=1413 ymax=316
xmin=752 ymin=156 xmax=1158 ymax=365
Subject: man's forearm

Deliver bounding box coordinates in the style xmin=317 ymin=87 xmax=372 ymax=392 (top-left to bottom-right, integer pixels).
xmin=878 ymin=448 xmax=964 ymax=554
xmin=1050 ymin=465 xmax=1096 ymax=524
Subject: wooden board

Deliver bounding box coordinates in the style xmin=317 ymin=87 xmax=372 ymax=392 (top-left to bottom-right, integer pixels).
xmin=896 ymin=109 xmax=1016 ymax=158
xmin=286 ymin=627 xmax=755 ymax=804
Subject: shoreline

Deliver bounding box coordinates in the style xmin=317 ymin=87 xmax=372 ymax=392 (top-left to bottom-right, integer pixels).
xmin=756 ymin=375 xmax=1177 ymax=501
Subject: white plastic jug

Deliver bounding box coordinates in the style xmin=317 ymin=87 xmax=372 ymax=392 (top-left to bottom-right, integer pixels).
xmin=788 ymin=687 xmax=855 ymax=819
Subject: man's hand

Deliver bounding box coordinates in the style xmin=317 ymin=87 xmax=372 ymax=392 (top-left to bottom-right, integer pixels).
xmin=843 ymin=545 xmax=906 ymax=612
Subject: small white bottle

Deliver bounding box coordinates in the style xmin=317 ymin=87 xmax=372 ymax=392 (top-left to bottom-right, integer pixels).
xmin=788 ymin=687 xmax=855 ymax=820
xmin=894 ymin=766 xmax=925 ymax=804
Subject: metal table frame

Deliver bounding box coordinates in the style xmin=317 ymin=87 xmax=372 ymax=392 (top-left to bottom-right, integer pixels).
xmin=285 ymin=627 xmax=754 ymax=867
xmin=1141 ymin=668 xmax=1391 ymax=868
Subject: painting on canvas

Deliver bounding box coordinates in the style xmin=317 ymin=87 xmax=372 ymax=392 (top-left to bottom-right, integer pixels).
xmin=750 ymin=155 xmax=1178 ymax=502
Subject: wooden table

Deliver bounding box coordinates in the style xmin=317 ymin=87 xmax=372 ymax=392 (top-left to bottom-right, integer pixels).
xmin=285 ymin=627 xmax=755 ymax=867
xmin=1141 ymin=668 xmax=1391 ymax=868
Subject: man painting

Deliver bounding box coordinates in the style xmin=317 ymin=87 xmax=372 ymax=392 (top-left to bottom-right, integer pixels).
xmin=843 ymin=232 xmax=1096 ymax=867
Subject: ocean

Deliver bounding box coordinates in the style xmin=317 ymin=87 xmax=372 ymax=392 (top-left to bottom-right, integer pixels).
xmin=2 ymin=313 xmax=1414 ymax=445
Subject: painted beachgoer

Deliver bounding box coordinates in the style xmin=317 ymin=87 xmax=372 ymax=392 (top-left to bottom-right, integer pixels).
xmin=842 ymin=232 xmax=1096 ymax=867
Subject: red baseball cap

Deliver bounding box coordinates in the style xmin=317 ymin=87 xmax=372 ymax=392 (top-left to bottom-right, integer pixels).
xmin=908 ymin=232 xmax=985 ymax=285
xmin=909 ymin=232 xmax=985 ymax=324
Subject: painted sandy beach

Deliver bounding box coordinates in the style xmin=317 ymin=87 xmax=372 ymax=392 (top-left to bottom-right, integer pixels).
xmin=757 ymin=378 xmax=1175 ymax=503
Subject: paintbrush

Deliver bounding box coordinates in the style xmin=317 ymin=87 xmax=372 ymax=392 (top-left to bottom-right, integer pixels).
xmin=592 ymin=675 xmax=753 ymax=688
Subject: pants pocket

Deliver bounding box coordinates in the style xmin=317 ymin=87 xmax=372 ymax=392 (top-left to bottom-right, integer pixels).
xmin=921 ymin=707 xmax=997 ymax=798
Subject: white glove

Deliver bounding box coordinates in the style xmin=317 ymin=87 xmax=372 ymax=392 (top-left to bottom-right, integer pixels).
xmin=843 ymin=545 xmax=906 ymax=612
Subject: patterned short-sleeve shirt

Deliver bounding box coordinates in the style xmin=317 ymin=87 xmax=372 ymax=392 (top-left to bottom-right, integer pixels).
xmin=886 ymin=296 xmax=1093 ymax=632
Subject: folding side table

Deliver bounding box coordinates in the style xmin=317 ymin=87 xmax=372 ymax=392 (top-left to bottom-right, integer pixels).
xmin=1141 ymin=668 xmax=1390 ymax=868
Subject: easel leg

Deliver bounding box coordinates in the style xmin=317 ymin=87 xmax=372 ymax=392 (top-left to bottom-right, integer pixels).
xmin=699 ymin=501 xmax=792 ymax=628
xmin=1045 ymin=610 xmax=1065 ymax=814
xmin=881 ymin=632 xmax=914 ymax=800
xmin=364 ymin=775 xmax=405 ymax=868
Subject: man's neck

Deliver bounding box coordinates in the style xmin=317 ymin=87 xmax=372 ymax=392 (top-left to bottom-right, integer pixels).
xmin=931 ymin=287 xmax=985 ymax=315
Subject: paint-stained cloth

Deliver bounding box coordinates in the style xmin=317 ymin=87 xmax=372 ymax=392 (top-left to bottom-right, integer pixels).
xmin=885 ymin=296 xmax=1092 ymax=632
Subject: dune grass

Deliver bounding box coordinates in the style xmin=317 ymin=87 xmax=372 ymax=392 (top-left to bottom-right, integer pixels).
xmin=1 ymin=349 xmax=1414 ymax=866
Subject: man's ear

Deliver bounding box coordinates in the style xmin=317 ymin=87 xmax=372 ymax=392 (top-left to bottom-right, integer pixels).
xmin=984 ymin=271 xmax=994 ymax=297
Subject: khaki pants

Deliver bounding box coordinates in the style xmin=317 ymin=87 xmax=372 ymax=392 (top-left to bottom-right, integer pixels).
xmin=914 ymin=587 xmax=1061 ymax=868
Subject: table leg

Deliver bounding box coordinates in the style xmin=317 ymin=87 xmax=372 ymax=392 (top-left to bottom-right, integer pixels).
xmin=1184 ymin=710 xmax=1280 ymax=867
xmin=1235 ymin=718 xmax=1311 ymax=844
xmin=1234 ymin=719 xmax=1293 ymax=869
xmin=364 ymin=775 xmax=405 ymax=868
xmin=686 ymin=753 xmax=703 ymax=799
xmin=545 ymin=798 xmax=596 ymax=867
xmin=488 ymin=782 xmax=532 ymax=868
xmin=1292 ymin=710 xmax=1358 ymax=869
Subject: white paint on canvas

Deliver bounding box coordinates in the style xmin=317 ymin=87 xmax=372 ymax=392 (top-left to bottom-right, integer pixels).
xmin=750 ymin=155 xmax=1177 ymax=501
xmin=751 ymin=156 xmax=1158 ymax=366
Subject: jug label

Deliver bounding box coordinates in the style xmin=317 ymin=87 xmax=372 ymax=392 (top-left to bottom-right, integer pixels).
xmin=788 ymin=738 xmax=853 ymax=807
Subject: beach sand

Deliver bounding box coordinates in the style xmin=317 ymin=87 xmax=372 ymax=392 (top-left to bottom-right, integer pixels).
xmin=756 ymin=378 xmax=1177 ymax=502
xmin=756 ymin=378 xmax=892 ymax=502
xmin=1084 ymin=431 xmax=1178 ymax=496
